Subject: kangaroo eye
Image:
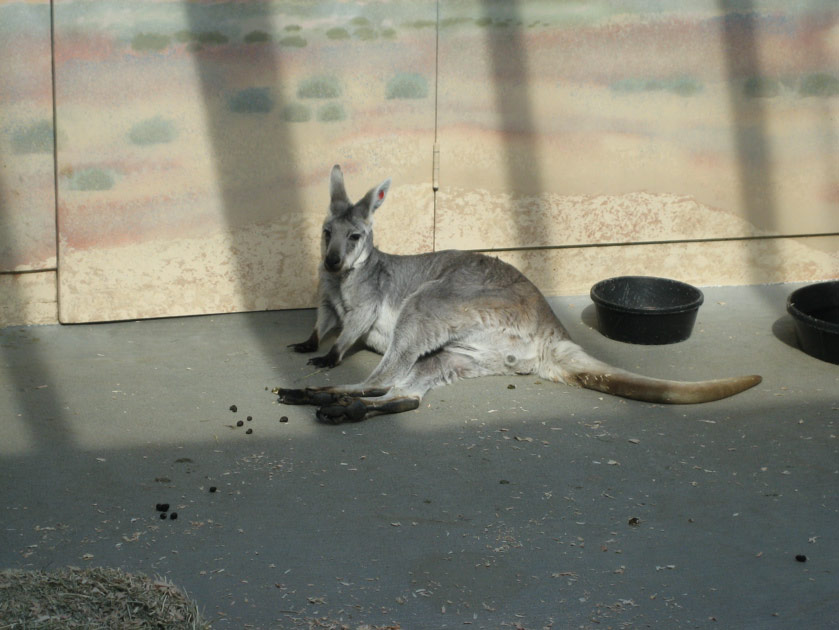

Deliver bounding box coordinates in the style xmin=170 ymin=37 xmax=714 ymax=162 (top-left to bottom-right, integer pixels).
xmin=323 ymin=228 xmax=331 ymax=241
xmin=348 ymin=233 xmax=362 ymax=242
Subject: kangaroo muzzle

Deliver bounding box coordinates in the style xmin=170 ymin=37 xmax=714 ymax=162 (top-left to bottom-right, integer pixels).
xmin=324 ymin=250 xmax=342 ymax=273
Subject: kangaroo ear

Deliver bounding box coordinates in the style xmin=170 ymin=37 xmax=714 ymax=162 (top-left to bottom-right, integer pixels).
xmin=361 ymin=178 xmax=391 ymax=218
xmin=329 ymin=164 xmax=349 ymax=205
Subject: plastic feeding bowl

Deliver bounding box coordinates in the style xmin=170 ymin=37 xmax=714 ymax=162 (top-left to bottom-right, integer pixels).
xmin=786 ymin=280 xmax=839 ymax=365
xmin=590 ymin=276 xmax=704 ymax=345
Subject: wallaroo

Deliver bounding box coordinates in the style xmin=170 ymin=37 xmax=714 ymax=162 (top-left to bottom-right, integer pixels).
xmin=275 ymin=165 xmax=762 ymax=424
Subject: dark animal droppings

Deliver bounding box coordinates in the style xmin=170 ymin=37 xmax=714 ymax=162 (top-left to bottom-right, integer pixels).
xmin=170 ymin=512 xmax=178 ymax=520
xmin=155 ymin=503 xmax=169 ymax=512
xmin=236 ymin=420 xmax=244 ymax=427
xmin=796 ymin=554 xmax=807 ymax=563
xmin=246 ymin=428 xmax=253 ymax=435
xmin=209 ymin=486 xmax=217 ymax=493
xmin=229 ymin=405 xmax=237 ymax=412
xmin=280 ymin=416 xmax=289 ymax=423
xmin=247 ymin=416 xmax=252 ymax=421
xmin=159 ymin=512 xmax=167 ymax=520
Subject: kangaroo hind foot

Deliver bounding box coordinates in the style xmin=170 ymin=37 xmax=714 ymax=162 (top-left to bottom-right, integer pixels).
xmin=274 ymin=386 xmax=389 ymax=406
xmin=316 ymin=393 xmax=421 ymax=424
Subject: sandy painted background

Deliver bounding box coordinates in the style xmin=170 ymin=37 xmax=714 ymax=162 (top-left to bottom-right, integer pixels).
xmin=1 ymin=0 xmax=837 ymax=325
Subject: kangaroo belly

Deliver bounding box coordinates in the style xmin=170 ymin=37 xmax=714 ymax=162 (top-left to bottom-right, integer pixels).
xmin=451 ymin=330 xmax=541 ymax=376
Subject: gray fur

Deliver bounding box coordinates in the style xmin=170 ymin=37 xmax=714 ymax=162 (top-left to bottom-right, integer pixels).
xmin=278 ymin=165 xmax=761 ymax=423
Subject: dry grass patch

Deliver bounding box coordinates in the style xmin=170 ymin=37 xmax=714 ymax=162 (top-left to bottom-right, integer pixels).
xmin=0 ymin=567 xmax=210 ymax=629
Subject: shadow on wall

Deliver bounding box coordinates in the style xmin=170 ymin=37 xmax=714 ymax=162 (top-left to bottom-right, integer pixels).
xmin=480 ymin=0 xmax=546 ymax=249
xmin=801 ymin=10 xmax=839 ymax=236
xmin=183 ymin=1 xmax=303 ymax=319
xmin=719 ymin=2 xmax=837 ymax=287
xmin=718 ymin=1 xmax=780 ymax=286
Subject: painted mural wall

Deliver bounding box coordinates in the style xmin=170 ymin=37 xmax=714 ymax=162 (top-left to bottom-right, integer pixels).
xmin=0 ymin=0 xmax=58 ymax=325
xmin=436 ymin=0 xmax=838 ymax=292
xmin=52 ymin=0 xmax=437 ymax=323
xmin=1 ymin=0 xmax=837 ymax=326
xmin=440 ymin=0 xmax=839 ymax=240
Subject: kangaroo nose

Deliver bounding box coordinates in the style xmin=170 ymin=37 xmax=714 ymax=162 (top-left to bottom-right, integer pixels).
xmin=324 ymin=251 xmax=342 ymax=272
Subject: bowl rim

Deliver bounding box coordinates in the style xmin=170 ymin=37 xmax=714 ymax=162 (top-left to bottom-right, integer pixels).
xmin=590 ymin=275 xmax=704 ymax=316
xmin=786 ymin=280 xmax=839 ymax=335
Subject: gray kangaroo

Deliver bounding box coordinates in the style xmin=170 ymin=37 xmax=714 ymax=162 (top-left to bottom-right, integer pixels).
xmin=276 ymin=165 xmax=761 ymax=423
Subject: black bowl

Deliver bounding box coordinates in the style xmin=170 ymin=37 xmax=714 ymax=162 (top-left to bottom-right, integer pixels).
xmin=590 ymin=276 xmax=704 ymax=345
xmin=786 ymin=280 xmax=839 ymax=364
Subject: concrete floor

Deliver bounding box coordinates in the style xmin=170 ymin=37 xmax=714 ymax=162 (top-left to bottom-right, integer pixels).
xmin=1 ymin=283 xmax=837 ymax=629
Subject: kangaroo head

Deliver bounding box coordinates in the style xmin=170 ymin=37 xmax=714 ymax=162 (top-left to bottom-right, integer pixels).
xmin=321 ymin=164 xmax=390 ymax=274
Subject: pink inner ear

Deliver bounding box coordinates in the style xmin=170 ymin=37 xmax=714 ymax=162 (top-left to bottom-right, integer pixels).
xmin=378 ymin=190 xmax=384 ymax=200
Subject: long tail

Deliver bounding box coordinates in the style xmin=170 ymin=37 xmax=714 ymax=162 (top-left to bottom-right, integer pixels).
xmin=545 ymin=340 xmax=762 ymax=404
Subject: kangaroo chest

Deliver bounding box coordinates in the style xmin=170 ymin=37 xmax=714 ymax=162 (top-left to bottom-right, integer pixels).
xmin=364 ymin=300 xmax=400 ymax=354
xmin=333 ymin=273 xmax=402 ymax=355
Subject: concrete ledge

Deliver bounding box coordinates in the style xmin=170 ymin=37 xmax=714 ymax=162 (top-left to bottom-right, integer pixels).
xmin=0 ymin=271 xmax=58 ymax=328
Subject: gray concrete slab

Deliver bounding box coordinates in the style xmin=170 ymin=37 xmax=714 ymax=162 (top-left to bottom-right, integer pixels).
xmin=1 ymin=283 xmax=837 ymax=629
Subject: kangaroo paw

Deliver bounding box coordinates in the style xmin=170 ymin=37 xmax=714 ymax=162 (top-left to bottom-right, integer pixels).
xmin=316 ymin=400 xmax=368 ymax=425
xmin=307 ymin=349 xmax=340 ymax=369
xmin=288 ymin=331 xmax=319 ymax=353
xmin=288 ymin=340 xmax=317 ymax=353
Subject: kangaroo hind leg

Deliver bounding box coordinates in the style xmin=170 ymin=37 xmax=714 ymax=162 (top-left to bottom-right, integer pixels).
xmin=361 ymin=284 xmax=484 ymax=390
xmin=315 ymin=349 xmax=484 ymax=424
